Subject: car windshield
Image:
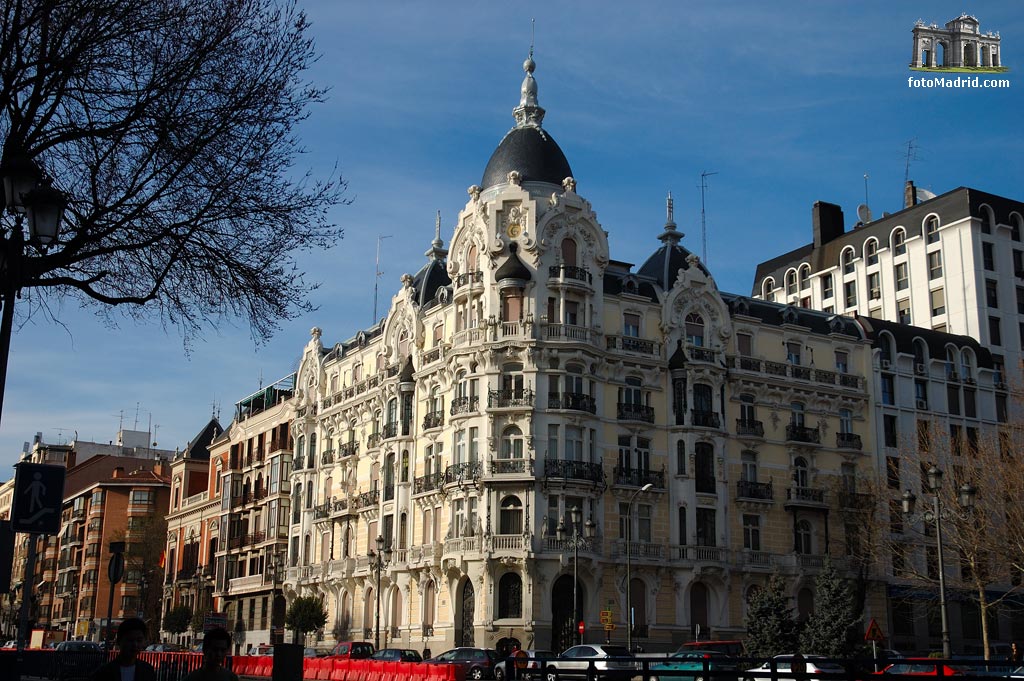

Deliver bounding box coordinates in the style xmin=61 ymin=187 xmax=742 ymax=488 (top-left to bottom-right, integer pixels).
xmin=602 ymin=647 xmax=632 ymax=657
xmin=811 ymin=662 xmax=845 ymax=671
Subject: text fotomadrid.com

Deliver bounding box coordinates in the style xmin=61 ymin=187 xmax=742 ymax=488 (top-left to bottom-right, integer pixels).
xmin=908 ymin=75 xmax=1011 ymax=88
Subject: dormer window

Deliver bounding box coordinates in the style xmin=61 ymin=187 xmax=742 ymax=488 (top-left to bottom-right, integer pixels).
xmin=841 ymin=248 xmax=856 ymax=275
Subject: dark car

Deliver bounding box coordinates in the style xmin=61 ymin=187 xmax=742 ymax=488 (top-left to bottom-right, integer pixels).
xmin=54 ymin=640 xmax=106 ymax=681
xmin=372 ymin=648 xmax=424 ymax=662
xmin=495 ymin=649 xmax=556 ymax=681
xmin=330 ymin=641 xmax=376 ymax=659
xmin=427 ymin=648 xmax=500 ymax=680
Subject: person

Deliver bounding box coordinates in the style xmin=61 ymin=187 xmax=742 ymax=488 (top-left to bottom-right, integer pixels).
xmin=1010 ymin=642 xmax=1021 ymax=665
xmin=791 ymin=652 xmax=807 ymax=680
xmin=91 ymin=618 xmax=157 ymax=681
xmin=183 ymin=627 xmax=238 ymax=681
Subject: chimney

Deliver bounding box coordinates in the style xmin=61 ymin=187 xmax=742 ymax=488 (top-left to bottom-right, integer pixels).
xmin=904 ymin=180 xmax=917 ymax=208
xmin=812 ymin=201 xmax=845 ymax=248
xmin=112 ymin=466 xmax=125 ymax=479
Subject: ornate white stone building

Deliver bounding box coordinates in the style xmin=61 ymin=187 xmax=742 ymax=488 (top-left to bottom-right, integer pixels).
xmin=281 ymin=54 xmax=886 ymax=655
xmin=911 ymin=14 xmax=1002 ymax=70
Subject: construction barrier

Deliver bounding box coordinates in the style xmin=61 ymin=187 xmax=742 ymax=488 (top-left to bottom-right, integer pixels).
xmin=224 ymin=655 xmax=467 ymax=681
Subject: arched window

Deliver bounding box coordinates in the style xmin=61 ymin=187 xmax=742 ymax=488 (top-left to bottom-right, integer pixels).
xmin=793 ymin=457 xmax=809 ymax=489
xmin=363 ymin=588 xmax=374 ymax=632
xmin=799 ymin=265 xmax=811 ymax=291
xmin=497 ymin=573 xmax=523 ymax=619
xmin=302 ymin=533 xmax=311 ymax=564
xmin=340 ymin=592 xmax=351 ymax=631
xmin=797 ymin=587 xmax=815 ymax=619
xmin=390 ymin=588 xmax=403 ymax=630
xmin=629 ymin=578 xmax=647 ymax=627
xmin=841 ymin=248 xmax=856 ymax=274
xmin=925 ymin=215 xmax=940 ymax=244
xmin=353 ymin=364 xmax=362 ymax=382
xmin=376 ymin=353 xmax=386 ymax=372
xmin=690 ymin=583 xmax=709 ymax=634
xmin=980 ymin=204 xmax=995 ymax=234
xmin=913 ymin=338 xmax=928 ymax=367
xmin=400 ymin=451 xmax=410 ymax=482
xmin=685 ymin=313 xmax=705 ymax=347
xmin=308 ymin=433 xmax=317 ymax=466
xmin=422 ymin=580 xmax=436 ymax=630
xmin=676 ymin=440 xmax=686 ymax=475
xmin=499 ymin=496 xmax=523 ymax=535
xmin=296 ymin=435 xmax=305 ymax=461
xmin=422 ymin=509 xmax=432 ymax=545
xmin=960 ymin=349 xmax=974 ymax=380
xmin=785 ymin=270 xmax=797 ymax=295
xmin=500 ymin=426 xmax=524 ymax=460
xmin=292 ymin=483 xmax=302 ymax=523
xmin=384 ymin=453 xmax=395 ymax=500
xmin=865 ymin=238 xmax=879 ymax=266
xmin=387 ymin=398 xmax=398 ymax=429
xmin=763 ymin=277 xmax=775 ymax=302
xmin=399 ymin=513 xmax=408 ymax=549
xmin=946 ymin=346 xmax=958 ymax=379
xmin=694 ymin=443 xmax=715 ymax=494
xmin=891 ymin=228 xmax=907 ymax=255
xmin=305 ymin=482 xmax=313 ymax=509
xmin=561 ymin=238 xmax=578 ymax=267
xmin=1011 ymin=214 xmax=1023 ymax=242
xmin=467 ymin=245 xmax=478 ymax=272
xmin=692 ymin=383 xmax=713 ymax=415
xmin=795 ymin=520 xmax=813 ymax=555
xmin=879 ymin=332 xmax=895 ymax=363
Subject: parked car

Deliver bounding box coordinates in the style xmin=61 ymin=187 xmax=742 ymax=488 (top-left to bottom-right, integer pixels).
xmin=494 ymin=649 xmax=556 ymax=681
xmin=1 ymin=640 xmax=15 ymax=649
xmin=145 ymin=643 xmax=185 ymax=652
xmin=427 ymin=648 xmax=500 ymax=680
xmin=650 ymin=650 xmax=740 ymax=681
xmin=371 ymin=648 xmax=423 ymax=662
xmin=248 ymin=644 xmax=274 ymax=656
xmin=543 ymin=644 xmax=636 ymax=681
xmin=330 ymin=641 xmax=376 ymax=659
xmin=745 ymin=655 xmax=846 ymax=681
xmin=54 ymin=640 xmax=106 ymax=681
xmin=679 ymin=641 xmax=745 ymax=658
xmin=875 ymin=659 xmax=974 ymax=676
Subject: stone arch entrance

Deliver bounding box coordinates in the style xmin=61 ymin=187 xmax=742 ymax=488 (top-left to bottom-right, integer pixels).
xmin=550 ymin=575 xmax=585 ymax=653
xmin=456 ymin=579 xmax=475 ymax=647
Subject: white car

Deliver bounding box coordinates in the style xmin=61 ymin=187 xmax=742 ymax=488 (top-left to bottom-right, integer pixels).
xmin=745 ymin=655 xmax=846 ymax=681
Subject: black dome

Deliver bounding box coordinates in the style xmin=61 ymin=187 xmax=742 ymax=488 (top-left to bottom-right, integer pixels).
xmin=411 ymin=259 xmax=451 ymax=307
xmin=482 ymin=126 xmax=573 ymax=189
xmin=495 ymin=243 xmax=532 ymax=282
xmin=638 ymin=242 xmax=710 ymax=289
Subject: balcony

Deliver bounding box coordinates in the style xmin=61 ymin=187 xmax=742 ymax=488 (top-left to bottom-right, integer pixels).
xmin=422 ymin=347 xmax=441 ymax=365
xmin=382 ymin=422 xmax=398 ymax=439
xmin=612 ymin=540 xmax=663 ymax=560
xmin=228 ymin=574 xmax=267 ymax=594
xmin=548 ymin=392 xmax=596 ymax=414
xmin=736 ymin=480 xmax=773 ymax=501
xmin=785 ymin=486 xmax=827 ymax=507
xmin=735 ymin=419 xmax=764 ymax=437
xmin=313 ymin=502 xmax=331 ymax=520
xmin=355 ymin=489 xmax=380 ymax=510
xmin=383 ymin=484 xmax=395 ymax=502
xmin=685 ymin=545 xmax=729 ymax=563
xmin=548 ymin=264 xmax=592 ymax=284
xmin=321 ymin=450 xmax=334 ymax=466
xmin=443 ymin=535 xmax=481 ymax=558
xmin=544 ymin=324 xmax=591 ymax=342
xmin=490 ymin=458 xmax=531 ymax=475
xmin=450 ymin=396 xmax=478 ymax=416
xmin=488 ymin=389 xmax=535 ymax=409
xmin=543 ymin=536 xmax=597 ymax=553
xmin=740 ymin=550 xmax=774 ymax=569
xmin=413 ymin=473 xmax=443 ymax=495
xmin=493 ymin=534 xmax=528 ymax=551
xmin=366 ymin=432 xmax=383 ymax=450
xmin=338 ymin=441 xmax=358 ymax=458
xmin=606 ymin=335 xmax=659 ymax=355
xmin=544 ymin=459 xmax=604 ymax=484
xmin=422 ymin=411 xmax=444 ymax=430
xmin=613 ymin=467 xmax=665 ymax=489
xmin=617 ymin=403 xmax=655 ymax=423
xmin=690 ymin=409 xmax=720 ymax=428
xmin=689 ymin=347 xmax=717 ymax=363
xmin=455 ymin=270 xmax=483 ymax=288
xmin=836 ymin=432 xmax=863 ymax=450
xmin=785 ymin=424 xmax=820 ymax=444
xmin=444 ymin=461 xmax=483 ymax=485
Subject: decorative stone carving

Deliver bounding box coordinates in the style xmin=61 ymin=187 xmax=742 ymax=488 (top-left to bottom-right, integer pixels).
xmin=507 ymin=170 xmax=522 ymax=186
xmin=468 ymin=185 xmax=481 ymax=202
xmin=562 ymin=177 xmax=576 ymax=193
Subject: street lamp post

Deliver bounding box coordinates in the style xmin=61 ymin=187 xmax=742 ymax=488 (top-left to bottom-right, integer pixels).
xmin=268 ymin=551 xmax=284 ymax=644
xmin=557 ymin=507 xmax=596 ymax=646
xmin=902 ymin=466 xmax=976 ymax=659
xmin=0 ymin=140 xmax=67 ymax=426
xmin=625 ymin=483 xmax=653 ymax=653
xmin=369 ymin=535 xmax=392 ymax=650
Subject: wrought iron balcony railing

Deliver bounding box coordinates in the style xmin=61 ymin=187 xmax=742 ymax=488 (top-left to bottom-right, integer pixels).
xmin=617 ymin=403 xmax=655 ymax=423
xmin=548 ymin=392 xmax=596 ymax=414
xmin=544 ymin=459 xmax=604 ymax=484
xmin=736 ymin=480 xmax=773 ymax=500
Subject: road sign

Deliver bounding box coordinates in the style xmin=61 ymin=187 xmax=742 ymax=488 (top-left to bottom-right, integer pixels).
xmin=603 ymin=624 xmax=615 ymax=632
xmin=600 ymin=610 xmax=613 ymax=625
xmin=578 ymin=621 xmax=585 ymax=635
xmin=864 ymin=617 xmax=885 ymax=642
xmin=204 ymin=612 xmax=229 ymax=631
xmin=11 ymin=463 xmax=66 ymax=534
xmin=514 ymin=651 xmax=529 ymax=670
xmin=108 ymin=552 xmax=125 ymax=584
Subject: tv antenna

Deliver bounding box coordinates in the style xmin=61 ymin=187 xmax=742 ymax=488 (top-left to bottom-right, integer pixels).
xmin=903 ymin=138 xmax=918 ymax=185
xmin=372 ymin=235 xmax=393 ymax=324
xmin=699 ymin=171 xmax=717 ymax=264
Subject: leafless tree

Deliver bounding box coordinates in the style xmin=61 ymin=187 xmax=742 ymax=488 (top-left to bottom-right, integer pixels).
xmin=0 ymin=0 xmax=346 ymax=342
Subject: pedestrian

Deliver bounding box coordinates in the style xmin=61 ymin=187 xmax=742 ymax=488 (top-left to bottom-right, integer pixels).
xmin=91 ymin=618 xmax=157 ymax=681
xmin=1010 ymin=642 xmax=1021 ymax=666
xmin=791 ymin=652 xmax=807 ymax=681
xmin=182 ymin=627 xmax=238 ymax=681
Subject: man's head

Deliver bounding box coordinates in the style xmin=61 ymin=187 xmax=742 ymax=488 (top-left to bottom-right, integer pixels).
xmin=202 ymin=627 xmax=232 ymax=668
xmin=115 ymin=618 xmax=148 ymax=662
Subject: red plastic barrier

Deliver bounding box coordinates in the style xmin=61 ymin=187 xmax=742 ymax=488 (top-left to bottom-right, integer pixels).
xmin=303 ymin=656 xmax=315 ymax=680
xmin=256 ymin=655 xmax=274 ymax=678
xmin=367 ymin=659 xmax=384 ymax=681
xmin=395 ymin=660 xmax=414 ymax=681
xmin=446 ymin=664 xmax=466 ymax=681
xmin=232 ymin=655 xmax=251 ymax=677
xmin=330 ymin=658 xmax=350 ymax=681
xmin=351 ymin=658 xmax=367 ymax=681
xmin=316 ymin=657 xmax=333 ymax=681
xmin=426 ymin=664 xmax=445 ymax=681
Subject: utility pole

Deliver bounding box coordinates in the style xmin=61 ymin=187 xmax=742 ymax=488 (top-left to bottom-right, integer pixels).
xmin=372 ymin=235 xmax=392 ymax=325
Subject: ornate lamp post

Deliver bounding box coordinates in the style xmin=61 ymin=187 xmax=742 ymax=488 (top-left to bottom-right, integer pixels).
xmin=557 ymin=507 xmax=596 ymax=646
xmin=0 ymin=140 xmax=66 ymax=426
xmin=268 ymin=551 xmax=284 ymax=643
xmin=902 ymin=466 xmax=976 ymax=658
xmin=369 ymin=535 xmax=392 ymax=650
xmin=625 ymin=483 xmax=653 ymax=653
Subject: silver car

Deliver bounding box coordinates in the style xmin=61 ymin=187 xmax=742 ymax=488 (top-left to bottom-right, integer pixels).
xmin=545 ymin=644 xmax=636 ymax=681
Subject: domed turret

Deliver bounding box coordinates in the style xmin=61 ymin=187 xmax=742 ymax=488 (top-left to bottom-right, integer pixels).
xmin=481 ymin=53 xmax=573 ymax=190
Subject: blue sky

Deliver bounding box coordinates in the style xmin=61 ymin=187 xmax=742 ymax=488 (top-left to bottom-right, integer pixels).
xmin=2 ymin=1 xmax=1021 ymax=471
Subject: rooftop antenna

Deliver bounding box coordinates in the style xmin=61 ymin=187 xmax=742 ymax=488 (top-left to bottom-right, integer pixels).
xmin=699 ymin=171 xmax=718 ymax=264
xmin=372 ymin=234 xmax=393 ymax=324
xmin=258 ymin=368 xmax=263 ymax=391
xmin=530 ymin=18 xmax=535 ymax=60
xmin=903 ymin=138 xmax=917 ymax=185
xmin=133 ymin=402 xmax=140 ymax=430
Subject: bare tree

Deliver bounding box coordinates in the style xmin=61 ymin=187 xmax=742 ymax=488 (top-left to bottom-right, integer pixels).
xmin=0 ymin=0 xmax=346 ymax=340
xmin=885 ymin=418 xmax=1024 ymax=658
